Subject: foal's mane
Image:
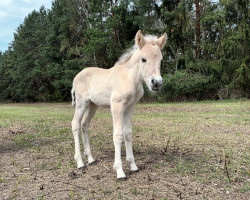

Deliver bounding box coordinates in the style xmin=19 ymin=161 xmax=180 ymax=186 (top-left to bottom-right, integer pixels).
xmin=115 ymin=35 xmax=158 ymax=65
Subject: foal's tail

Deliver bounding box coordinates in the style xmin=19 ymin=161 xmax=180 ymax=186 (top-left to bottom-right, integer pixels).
xmin=71 ymin=87 xmax=76 ymax=107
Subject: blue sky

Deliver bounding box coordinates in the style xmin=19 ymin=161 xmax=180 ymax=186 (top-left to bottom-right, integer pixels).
xmin=0 ymin=0 xmax=52 ymax=52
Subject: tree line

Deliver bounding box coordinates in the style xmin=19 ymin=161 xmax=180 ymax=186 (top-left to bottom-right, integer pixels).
xmin=0 ymin=0 xmax=249 ymax=102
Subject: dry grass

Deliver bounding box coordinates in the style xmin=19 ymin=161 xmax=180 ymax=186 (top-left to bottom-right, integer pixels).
xmin=0 ymin=100 xmax=249 ymax=199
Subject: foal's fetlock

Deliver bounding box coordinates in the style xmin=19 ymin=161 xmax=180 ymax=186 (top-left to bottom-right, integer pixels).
xmin=126 ymin=158 xmax=138 ymax=172
xmin=85 ymin=154 xmax=96 ymax=165
xmin=116 ymin=169 xmax=126 ymax=180
xmin=77 ymin=162 xmax=85 ymax=170
xmin=130 ymin=164 xmax=139 ymax=172
xmin=113 ymin=163 xmax=126 ymax=179
xmin=88 ymin=159 xmax=97 ymax=166
xmin=74 ymin=156 xmax=85 ymax=169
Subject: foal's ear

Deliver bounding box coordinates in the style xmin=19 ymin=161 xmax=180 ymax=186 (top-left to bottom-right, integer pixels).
xmin=156 ymin=33 xmax=167 ymax=49
xmin=135 ymin=30 xmax=145 ymax=49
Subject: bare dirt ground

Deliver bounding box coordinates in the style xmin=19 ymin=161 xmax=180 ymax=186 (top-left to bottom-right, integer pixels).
xmin=0 ymin=100 xmax=249 ymax=199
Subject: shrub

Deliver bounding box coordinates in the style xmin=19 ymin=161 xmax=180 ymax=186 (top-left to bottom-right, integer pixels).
xmin=142 ymin=70 xmax=217 ymax=102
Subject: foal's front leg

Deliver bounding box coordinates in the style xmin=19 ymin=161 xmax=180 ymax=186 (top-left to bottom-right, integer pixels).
xmin=123 ymin=106 xmax=138 ymax=172
xmin=111 ymin=102 xmax=126 ymax=179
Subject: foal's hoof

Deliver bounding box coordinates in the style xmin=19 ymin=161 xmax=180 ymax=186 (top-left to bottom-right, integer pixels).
xmin=117 ymin=176 xmax=127 ymax=181
xmin=131 ymin=169 xmax=139 ymax=173
xmin=88 ymin=160 xmax=97 ymax=166
xmin=78 ymin=166 xmax=86 ymax=171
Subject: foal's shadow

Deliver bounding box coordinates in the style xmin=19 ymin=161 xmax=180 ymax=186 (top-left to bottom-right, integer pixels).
xmin=94 ymin=142 xmax=203 ymax=175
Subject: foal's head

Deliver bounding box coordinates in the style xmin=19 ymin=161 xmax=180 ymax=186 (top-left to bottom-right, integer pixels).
xmin=135 ymin=30 xmax=167 ymax=92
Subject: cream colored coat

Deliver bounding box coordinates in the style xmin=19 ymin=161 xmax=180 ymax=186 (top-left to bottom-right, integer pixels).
xmin=71 ymin=30 xmax=167 ymax=179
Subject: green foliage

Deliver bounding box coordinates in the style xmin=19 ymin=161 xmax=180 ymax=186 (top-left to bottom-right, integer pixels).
xmin=162 ymin=71 xmax=216 ymax=101
xmin=0 ymin=0 xmax=249 ymax=102
xmin=143 ymin=70 xmax=216 ymax=102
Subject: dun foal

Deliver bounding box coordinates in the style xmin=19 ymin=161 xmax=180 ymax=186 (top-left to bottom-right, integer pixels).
xmin=71 ymin=30 xmax=167 ymax=179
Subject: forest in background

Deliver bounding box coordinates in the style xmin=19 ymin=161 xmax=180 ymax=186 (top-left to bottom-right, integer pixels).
xmin=0 ymin=0 xmax=249 ymax=102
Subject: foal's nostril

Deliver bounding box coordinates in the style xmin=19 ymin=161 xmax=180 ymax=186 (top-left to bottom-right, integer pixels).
xmin=151 ymin=77 xmax=163 ymax=91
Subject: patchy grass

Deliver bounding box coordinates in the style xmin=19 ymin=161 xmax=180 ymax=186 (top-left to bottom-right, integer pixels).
xmin=0 ymin=100 xmax=249 ymax=199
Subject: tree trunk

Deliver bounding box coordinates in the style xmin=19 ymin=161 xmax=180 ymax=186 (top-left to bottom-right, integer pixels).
xmin=195 ymin=0 xmax=201 ymax=59
xmin=111 ymin=0 xmax=114 ymax=18
xmin=203 ymin=26 xmax=207 ymax=57
xmin=110 ymin=0 xmax=120 ymax=45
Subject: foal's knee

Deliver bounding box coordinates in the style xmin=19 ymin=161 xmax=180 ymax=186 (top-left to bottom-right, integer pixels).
xmin=113 ymin=132 xmax=123 ymax=144
xmin=72 ymin=119 xmax=81 ymax=133
xmin=72 ymin=120 xmax=77 ymax=132
xmin=81 ymin=123 xmax=88 ymax=133
xmin=124 ymin=131 xmax=132 ymax=142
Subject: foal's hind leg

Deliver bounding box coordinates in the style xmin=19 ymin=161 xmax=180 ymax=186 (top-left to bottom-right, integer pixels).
xmin=123 ymin=105 xmax=138 ymax=172
xmin=81 ymin=102 xmax=98 ymax=165
xmin=72 ymin=96 xmax=89 ymax=169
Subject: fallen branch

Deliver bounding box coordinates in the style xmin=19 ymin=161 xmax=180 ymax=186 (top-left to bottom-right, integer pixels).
xmin=161 ymin=136 xmax=171 ymax=155
xmin=223 ymin=150 xmax=231 ymax=183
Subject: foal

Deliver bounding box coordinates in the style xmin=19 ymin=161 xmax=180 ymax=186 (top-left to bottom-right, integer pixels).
xmin=71 ymin=30 xmax=167 ymax=179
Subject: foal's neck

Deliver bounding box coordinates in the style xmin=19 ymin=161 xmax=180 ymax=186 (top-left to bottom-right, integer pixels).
xmin=124 ymin=51 xmax=142 ymax=85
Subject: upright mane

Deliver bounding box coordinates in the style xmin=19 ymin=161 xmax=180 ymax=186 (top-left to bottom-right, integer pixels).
xmin=115 ymin=34 xmax=158 ymax=65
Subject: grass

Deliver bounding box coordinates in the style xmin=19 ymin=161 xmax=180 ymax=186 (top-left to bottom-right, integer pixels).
xmin=0 ymin=100 xmax=249 ymax=199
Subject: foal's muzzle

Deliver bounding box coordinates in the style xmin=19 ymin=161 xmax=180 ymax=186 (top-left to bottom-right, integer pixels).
xmin=150 ymin=76 xmax=163 ymax=91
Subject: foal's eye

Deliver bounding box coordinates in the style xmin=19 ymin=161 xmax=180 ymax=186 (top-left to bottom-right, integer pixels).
xmin=142 ymin=58 xmax=147 ymax=63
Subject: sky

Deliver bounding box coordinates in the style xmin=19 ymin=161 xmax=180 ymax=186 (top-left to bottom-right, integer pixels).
xmin=0 ymin=0 xmax=52 ymax=52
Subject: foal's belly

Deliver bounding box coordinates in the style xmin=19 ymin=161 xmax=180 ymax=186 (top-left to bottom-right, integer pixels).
xmin=89 ymin=90 xmax=111 ymax=106
xmin=88 ymin=81 xmax=112 ymax=106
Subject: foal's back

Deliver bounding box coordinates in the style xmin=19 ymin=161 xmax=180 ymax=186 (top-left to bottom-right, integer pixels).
xmin=73 ymin=65 xmax=132 ymax=106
